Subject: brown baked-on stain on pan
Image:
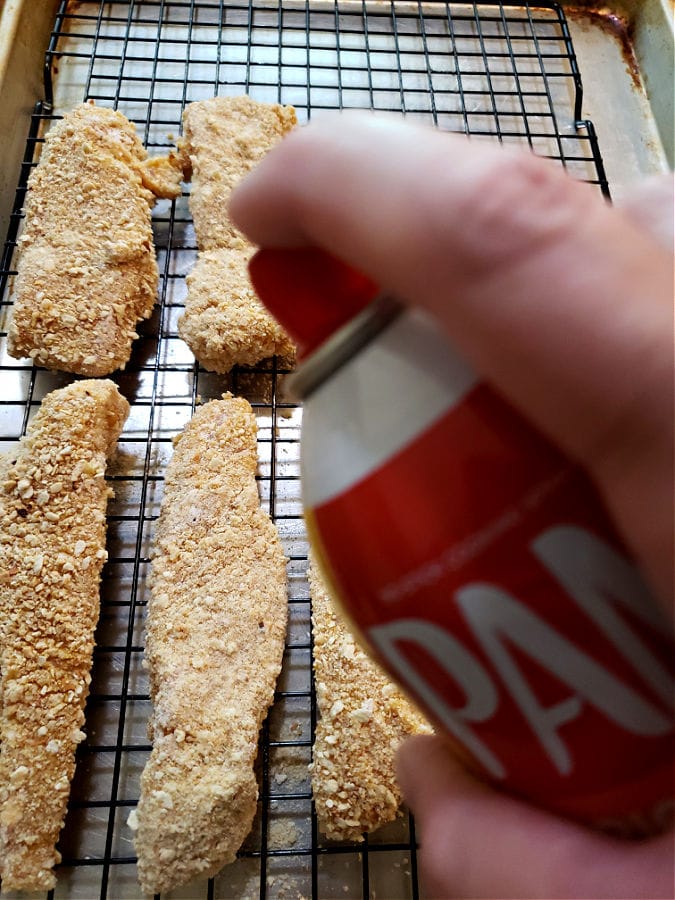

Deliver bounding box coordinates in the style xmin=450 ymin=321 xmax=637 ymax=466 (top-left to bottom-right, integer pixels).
xmin=7 ymin=101 xmax=182 ymax=376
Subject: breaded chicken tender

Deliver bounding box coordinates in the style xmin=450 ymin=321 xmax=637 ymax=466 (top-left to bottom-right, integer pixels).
xmin=179 ymin=95 xmax=297 ymax=250
xmin=7 ymin=102 xmax=182 ymax=376
xmin=134 ymin=395 xmax=288 ymax=895
xmin=180 ymin=247 xmax=294 ymax=374
xmin=309 ymin=560 xmax=432 ymax=842
xmin=177 ymin=96 xmax=296 ymax=372
xmin=0 ymin=380 xmax=129 ymax=891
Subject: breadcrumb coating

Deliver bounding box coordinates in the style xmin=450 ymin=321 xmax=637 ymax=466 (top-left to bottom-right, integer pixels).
xmin=179 ymin=95 xmax=297 ymax=251
xmin=309 ymin=560 xmax=432 ymax=842
xmin=180 ymin=247 xmax=295 ymax=374
xmin=139 ymin=151 xmax=184 ymax=201
xmin=177 ymin=95 xmax=296 ymax=371
xmin=7 ymin=102 xmax=181 ymax=376
xmin=0 ymin=380 xmax=129 ymax=891
xmin=135 ymin=395 xmax=288 ymax=895
xmin=0 ymin=451 xmax=16 ymax=730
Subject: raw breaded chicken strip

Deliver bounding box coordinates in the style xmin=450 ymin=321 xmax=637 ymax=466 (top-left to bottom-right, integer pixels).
xmin=182 ymin=247 xmax=294 ymax=373
xmin=134 ymin=395 xmax=288 ymax=895
xmin=177 ymin=95 xmax=296 ymax=372
xmin=0 ymin=380 xmax=129 ymax=891
xmin=0 ymin=450 xmax=16 ymax=728
xmin=7 ymin=102 xmax=182 ymax=376
xmin=179 ymin=95 xmax=297 ymax=250
xmin=309 ymin=560 xmax=432 ymax=842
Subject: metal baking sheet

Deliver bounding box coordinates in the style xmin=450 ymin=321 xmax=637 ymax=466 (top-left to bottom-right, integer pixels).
xmin=0 ymin=2 xmax=670 ymax=899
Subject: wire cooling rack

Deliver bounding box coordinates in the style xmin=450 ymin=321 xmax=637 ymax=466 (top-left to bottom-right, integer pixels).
xmin=0 ymin=2 xmax=609 ymax=898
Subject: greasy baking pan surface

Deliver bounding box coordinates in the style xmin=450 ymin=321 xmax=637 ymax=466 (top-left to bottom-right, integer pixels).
xmin=0 ymin=2 xmax=608 ymax=898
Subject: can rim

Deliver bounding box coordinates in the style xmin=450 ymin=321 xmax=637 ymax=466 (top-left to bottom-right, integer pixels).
xmin=287 ymin=293 xmax=403 ymax=399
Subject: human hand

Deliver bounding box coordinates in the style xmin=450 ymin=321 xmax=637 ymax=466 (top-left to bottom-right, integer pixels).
xmin=396 ymin=733 xmax=673 ymax=899
xmin=230 ymin=115 xmax=674 ymax=899
xmin=230 ymin=114 xmax=673 ymax=609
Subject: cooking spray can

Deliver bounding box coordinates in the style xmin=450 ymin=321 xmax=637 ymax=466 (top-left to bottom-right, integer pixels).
xmin=250 ymin=247 xmax=674 ymax=835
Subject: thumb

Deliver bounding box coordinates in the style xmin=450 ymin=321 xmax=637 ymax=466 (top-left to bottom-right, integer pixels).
xmin=396 ymin=735 xmax=674 ymax=899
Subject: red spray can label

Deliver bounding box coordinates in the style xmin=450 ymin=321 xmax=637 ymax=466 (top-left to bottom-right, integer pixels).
xmin=250 ymin=247 xmax=674 ymax=835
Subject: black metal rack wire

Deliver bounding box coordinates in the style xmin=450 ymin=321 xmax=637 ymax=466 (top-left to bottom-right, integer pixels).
xmin=0 ymin=2 xmax=609 ymax=898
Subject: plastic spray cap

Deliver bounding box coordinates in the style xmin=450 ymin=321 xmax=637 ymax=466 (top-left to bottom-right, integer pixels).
xmin=248 ymin=247 xmax=380 ymax=359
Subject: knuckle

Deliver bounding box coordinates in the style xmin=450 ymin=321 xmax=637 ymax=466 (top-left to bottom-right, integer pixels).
xmin=448 ymin=150 xmax=586 ymax=272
